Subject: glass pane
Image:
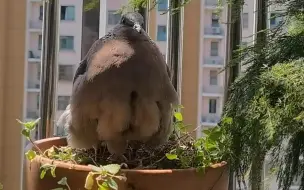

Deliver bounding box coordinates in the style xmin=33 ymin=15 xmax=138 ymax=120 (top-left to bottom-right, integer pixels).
xmin=157 ymin=25 xmax=167 ymax=41
xmin=243 ymin=13 xmax=249 ymax=28
xmin=210 ymin=70 xmax=218 ymax=85
xmin=209 ymin=99 xmax=217 ymax=113
xmin=158 ymin=0 xmax=168 ymax=11
xmin=210 ymin=41 xmax=219 ymax=56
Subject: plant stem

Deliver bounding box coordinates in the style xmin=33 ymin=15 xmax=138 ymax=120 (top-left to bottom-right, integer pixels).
xmin=66 ymin=183 xmax=71 ymax=190
xmin=29 ymin=138 xmax=44 ymax=156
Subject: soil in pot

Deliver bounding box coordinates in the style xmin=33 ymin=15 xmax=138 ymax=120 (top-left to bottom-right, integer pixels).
xmin=25 ymin=137 xmax=228 ymax=190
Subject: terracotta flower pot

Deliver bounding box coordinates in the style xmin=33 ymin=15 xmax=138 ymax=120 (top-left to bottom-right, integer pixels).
xmin=24 ymin=137 xmax=228 ymax=190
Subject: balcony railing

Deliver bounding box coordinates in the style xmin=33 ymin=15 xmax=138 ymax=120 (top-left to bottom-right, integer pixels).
xmin=29 ymin=20 xmax=42 ymax=30
xmin=202 ymin=85 xmax=224 ymax=94
xmin=27 ymin=111 xmax=39 ymax=119
xmin=204 ymin=26 xmax=224 ymax=36
xmin=204 ymin=57 xmax=224 ymax=66
xmin=205 ymin=0 xmax=218 ymax=7
xmin=201 ymin=115 xmax=220 ymax=124
xmin=28 ymin=82 xmax=40 ymax=89
xmin=28 ymin=50 xmax=41 ymax=59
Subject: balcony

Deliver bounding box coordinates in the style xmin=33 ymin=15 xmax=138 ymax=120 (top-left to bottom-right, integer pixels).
xmin=204 ymin=26 xmax=224 ymax=38
xmin=203 ymin=57 xmax=224 ymax=68
xmin=202 ymin=85 xmax=224 ymax=97
xmin=201 ymin=115 xmax=220 ymax=127
xmin=26 ymin=110 xmax=39 ymax=119
xmin=28 ymin=50 xmax=41 ymax=62
xmin=29 ymin=20 xmax=42 ymax=32
xmin=27 ymin=82 xmax=40 ymax=92
xmin=205 ymin=0 xmax=219 ymax=9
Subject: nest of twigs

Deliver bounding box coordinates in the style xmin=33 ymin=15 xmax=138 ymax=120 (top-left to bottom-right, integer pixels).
xmin=46 ymin=132 xmax=197 ymax=170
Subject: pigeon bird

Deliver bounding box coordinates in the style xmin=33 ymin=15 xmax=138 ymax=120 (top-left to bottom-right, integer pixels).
xmin=60 ymin=12 xmax=178 ymax=160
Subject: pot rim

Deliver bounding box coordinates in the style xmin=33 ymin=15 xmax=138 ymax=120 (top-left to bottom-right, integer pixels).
xmin=30 ymin=137 xmax=227 ymax=174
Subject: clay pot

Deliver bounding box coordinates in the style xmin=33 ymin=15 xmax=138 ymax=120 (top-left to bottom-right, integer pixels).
xmin=24 ymin=137 xmax=228 ymax=190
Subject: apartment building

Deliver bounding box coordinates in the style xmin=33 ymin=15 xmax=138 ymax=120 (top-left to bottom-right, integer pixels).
xmin=25 ymin=0 xmax=83 ymax=127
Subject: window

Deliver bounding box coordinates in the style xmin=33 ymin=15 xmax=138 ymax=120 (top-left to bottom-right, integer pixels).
xmin=270 ymin=13 xmax=283 ymax=27
xmin=60 ymin=36 xmax=74 ymax=50
xmin=242 ymin=13 xmax=249 ymax=29
xmin=211 ymin=13 xmax=219 ymax=27
xmin=39 ymin=6 xmax=43 ymax=20
xmin=61 ymin=6 xmax=75 ymax=21
xmin=157 ymin=25 xmax=167 ymax=41
xmin=108 ymin=10 xmax=121 ymax=25
xmin=209 ymin=99 xmax=217 ymax=114
xmin=210 ymin=41 xmax=219 ymax=56
xmin=58 ymin=96 xmax=70 ymax=110
xmin=270 ymin=13 xmax=277 ymax=26
xmin=158 ymin=0 xmax=168 ymax=11
xmin=37 ymin=64 xmax=41 ymax=80
xmin=38 ymin=35 xmax=42 ymax=50
xmin=210 ymin=70 xmax=218 ymax=85
xmin=59 ymin=65 xmax=74 ymax=81
xmin=37 ymin=94 xmax=40 ymax=110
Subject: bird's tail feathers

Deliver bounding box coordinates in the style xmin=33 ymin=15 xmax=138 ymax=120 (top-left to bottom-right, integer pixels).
xmin=96 ymin=100 xmax=131 ymax=141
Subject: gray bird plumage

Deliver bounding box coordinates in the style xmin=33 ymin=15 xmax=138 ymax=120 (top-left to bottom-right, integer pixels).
xmin=58 ymin=12 xmax=178 ymax=158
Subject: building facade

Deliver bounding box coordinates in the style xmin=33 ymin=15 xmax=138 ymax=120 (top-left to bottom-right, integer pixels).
xmin=26 ymin=0 xmax=83 ymax=121
xmin=25 ymin=0 xmax=83 ymax=136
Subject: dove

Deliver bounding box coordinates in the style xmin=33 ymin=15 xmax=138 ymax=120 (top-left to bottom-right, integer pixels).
xmin=59 ymin=12 xmax=178 ymax=161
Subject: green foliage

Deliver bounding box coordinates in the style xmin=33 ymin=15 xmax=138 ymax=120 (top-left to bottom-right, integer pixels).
xmin=85 ymin=164 xmax=125 ymax=190
xmin=17 ymin=118 xmax=124 ymax=190
xmin=0 ymin=183 xmax=3 ymax=190
xmin=221 ymin=1 xmax=304 ymax=188
xmin=17 ymin=118 xmax=40 ymax=140
xmin=40 ymin=164 xmax=57 ymax=179
xmin=164 ymin=109 xmax=228 ymax=172
xmin=25 ymin=150 xmax=37 ymax=161
xmin=84 ymin=0 xmax=100 ymax=12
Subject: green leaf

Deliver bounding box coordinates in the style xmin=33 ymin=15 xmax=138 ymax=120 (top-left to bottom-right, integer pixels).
xmin=102 ymin=164 xmax=121 ymax=175
xmin=98 ymin=182 xmax=109 ymax=190
xmin=174 ymin=112 xmax=183 ymax=121
xmin=21 ymin=129 xmax=30 ymax=138
xmin=202 ymin=128 xmax=213 ymax=136
xmin=0 ymin=183 xmax=3 ymax=190
xmin=51 ymin=166 xmax=56 ymax=178
xmin=107 ymin=178 xmax=118 ymax=190
xmin=57 ymin=177 xmax=68 ymax=186
xmin=165 ymin=153 xmax=178 ymax=160
xmin=25 ymin=150 xmax=36 ymax=161
xmin=84 ymin=172 xmax=94 ymax=190
xmin=204 ymin=141 xmax=217 ymax=150
xmin=17 ymin=118 xmax=40 ymax=130
xmin=221 ymin=117 xmax=232 ymax=125
xmin=40 ymin=169 xmax=46 ymax=179
xmin=89 ymin=164 xmax=102 ymax=172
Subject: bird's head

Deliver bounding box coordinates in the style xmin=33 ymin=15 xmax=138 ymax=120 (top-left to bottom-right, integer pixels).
xmin=119 ymin=12 xmax=144 ymax=33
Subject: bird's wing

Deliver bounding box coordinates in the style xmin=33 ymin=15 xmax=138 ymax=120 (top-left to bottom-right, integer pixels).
xmin=86 ymin=38 xmax=135 ymax=81
xmin=73 ymin=59 xmax=87 ymax=84
xmin=72 ymin=33 xmax=114 ymax=84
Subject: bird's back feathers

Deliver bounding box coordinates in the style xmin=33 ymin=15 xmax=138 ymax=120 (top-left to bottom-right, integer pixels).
xmin=68 ymin=20 xmax=178 ymax=155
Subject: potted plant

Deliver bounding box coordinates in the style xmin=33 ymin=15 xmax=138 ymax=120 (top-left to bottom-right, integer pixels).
xmin=21 ymin=107 xmax=229 ymax=190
